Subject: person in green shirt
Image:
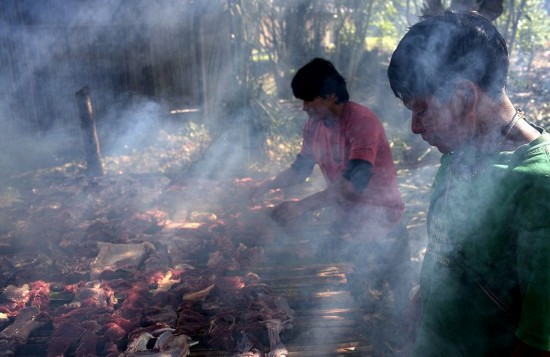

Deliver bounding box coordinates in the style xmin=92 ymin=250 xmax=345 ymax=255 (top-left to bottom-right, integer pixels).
xmin=387 ymin=11 xmax=550 ymax=356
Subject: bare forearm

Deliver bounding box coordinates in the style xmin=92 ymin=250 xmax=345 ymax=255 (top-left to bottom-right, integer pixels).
xmin=296 ymin=189 xmax=332 ymax=211
xmin=270 ymin=177 xmax=360 ymax=225
xmin=297 ymin=177 xmax=360 ymax=210
xmin=270 ymin=188 xmax=331 ymax=225
xmin=262 ymin=167 xmax=306 ymax=192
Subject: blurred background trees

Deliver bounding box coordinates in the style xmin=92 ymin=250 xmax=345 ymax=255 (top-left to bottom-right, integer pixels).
xmin=222 ymin=0 xmax=550 ymax=170
xmin=0 ymin=0 xmax=548 ymax=177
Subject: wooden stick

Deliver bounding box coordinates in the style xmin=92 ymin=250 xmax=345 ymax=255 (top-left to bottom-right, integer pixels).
xmin=75 ymin=86 xmax=103 ymax=177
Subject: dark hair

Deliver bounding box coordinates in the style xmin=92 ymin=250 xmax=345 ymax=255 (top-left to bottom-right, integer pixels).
xmin=387 ymin=11 xmax=509 ymax=102
xmin=291 ymin=58 xmax=350 ymax=103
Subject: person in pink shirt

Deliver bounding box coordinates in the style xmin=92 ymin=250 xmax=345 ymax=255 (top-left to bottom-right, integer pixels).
xmin=254 ymin=58 xmax=412 ymax=335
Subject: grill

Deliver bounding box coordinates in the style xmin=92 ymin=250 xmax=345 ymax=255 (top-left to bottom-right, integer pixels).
xmin=14 ymin=261 xmax=393 ymax=357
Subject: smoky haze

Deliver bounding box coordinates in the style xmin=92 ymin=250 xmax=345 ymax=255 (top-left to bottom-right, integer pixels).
xmin=0 ymin=0 xmax=547 ymax=355
xmin=0 ymin=2 xmax=420 ymax=355
xmin=0 ymin=0 xmax=418 ymax=180
xmin=0 ymin=0 xmax=418 ymax=182
xmin=0 ymin=0 xmax=230 ymax=179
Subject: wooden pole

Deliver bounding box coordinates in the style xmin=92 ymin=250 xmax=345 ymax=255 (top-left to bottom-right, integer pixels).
xmin=75 ymin=86 xmax=104 ymax=177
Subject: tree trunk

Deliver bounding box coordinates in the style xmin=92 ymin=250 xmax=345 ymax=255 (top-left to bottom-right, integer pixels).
xmin=346 ymin=0 xmax=374 ymax=92
xmin=421 ymin=0 xmax=444 ymax=15
xmin=507 ymin=0 xmax=527 ymax=57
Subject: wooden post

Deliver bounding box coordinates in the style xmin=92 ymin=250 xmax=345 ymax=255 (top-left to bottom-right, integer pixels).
xmin=75 ymin=86 xmax=104 ymax=176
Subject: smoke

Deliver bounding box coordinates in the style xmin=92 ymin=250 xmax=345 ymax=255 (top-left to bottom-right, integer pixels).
xmin=0 ymin=0 xmax=228 ymax=180
xmin=98 ymin=96 xmax=165 ymax=156
xmin=0 ymin=3 xmax=418 ymax=355
xmin=5 ymin=1 xmax=547 ymax=355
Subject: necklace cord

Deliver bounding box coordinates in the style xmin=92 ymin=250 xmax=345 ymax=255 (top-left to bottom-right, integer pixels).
xmin=502 ymin=108 xmax=523 ymax=139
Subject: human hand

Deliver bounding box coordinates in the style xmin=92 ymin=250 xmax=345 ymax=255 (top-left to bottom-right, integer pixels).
xmin=270 ymin=199 xmax=306 ymax=226
xmin=244 ymin=179 xmax=273 ymax=203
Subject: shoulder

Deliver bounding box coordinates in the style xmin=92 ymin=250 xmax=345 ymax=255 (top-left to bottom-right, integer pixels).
xmin=507 ymin=128 xmax=550 ymax=229
xmin=341 ymin=102 xmax=382 ymax=128
xmin=344 ymin=102 xmax=378 ymax=119
xmin=511 ymin=127 xmax=550 ymax=176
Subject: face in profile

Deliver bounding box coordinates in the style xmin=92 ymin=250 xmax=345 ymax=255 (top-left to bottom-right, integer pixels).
xmin=405 ymin=95 xmax=473 ymax=154
xmin=301 ymin=95 xmax=339 ymax=124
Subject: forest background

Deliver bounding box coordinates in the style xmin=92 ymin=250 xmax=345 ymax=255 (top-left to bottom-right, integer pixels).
xmin=0 ymin=0 xmax=548 ymax=218
xmin=0 ymin=3 xmax=548 ymax=356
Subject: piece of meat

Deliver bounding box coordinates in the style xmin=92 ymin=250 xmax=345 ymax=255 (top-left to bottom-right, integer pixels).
xmin=1 ymin=284 xmax=30 ymax=305
xmin=68 ymin=281 xmax=117 ymax=310
xmin=28 ymin=281 xmax=51 ymax=310
xmin=153 ymin=330 xmax=195 ymax=355
xmin=0 ymin=306 xmax=48 ymax=356
xmin=103 ymin=322 xmax=127 ymax=343
xmin=182 ymin=284 xmax=215 ymax=302
xmin=90 ymin=242 xmax=154 ymax=280
xmin=234 ymin=330 xmax=264 ymax=356
xmin=112 ymin=284 xmax=149 ymax=324
xmin=123 ymin=324 xmax=196 ymax=356
xmin=47 ymin=317 xmax=86 ymax=357
xmin=141 ymin=305 xmax=178 ymax=326
xmin=74 ymin=320 xmax=102 ymax=357
xmin=175 ymin=308 xmax=208 ymax=336
xmin=0 ymin=284 xmax=30 ymax=313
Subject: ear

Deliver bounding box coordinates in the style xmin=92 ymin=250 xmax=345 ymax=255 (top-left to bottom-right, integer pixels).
xmin=451 ymin=80 xmax=484 ymax=135
xmin=451 ymin=80 xmax=478 ymax=117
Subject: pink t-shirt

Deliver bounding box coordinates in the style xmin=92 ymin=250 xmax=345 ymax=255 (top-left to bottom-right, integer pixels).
xmin=299 ymin=102 xmax=404 ymax=235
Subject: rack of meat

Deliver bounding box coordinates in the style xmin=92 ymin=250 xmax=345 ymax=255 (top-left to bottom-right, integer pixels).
xmin=0 ymin=171 xmax=396 ymax=356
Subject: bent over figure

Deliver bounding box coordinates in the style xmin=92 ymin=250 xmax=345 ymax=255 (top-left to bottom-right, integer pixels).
xmin=254 ymin=58 xmax=412 ymax=339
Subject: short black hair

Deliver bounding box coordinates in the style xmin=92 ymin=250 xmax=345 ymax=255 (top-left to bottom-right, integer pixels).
xmin=291 ymin=58 xmax=350 ymax=103
xmin=388 ymin=11 xmax=509 ymax=102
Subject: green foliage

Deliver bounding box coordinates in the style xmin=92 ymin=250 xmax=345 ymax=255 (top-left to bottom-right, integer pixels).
xmin=369 ymin=1 xmax=405 ymax=39
xmin=514 ymin=0 xmax=550 ymax=54
xmin=225 ymin=0 xmax=550 ymax=168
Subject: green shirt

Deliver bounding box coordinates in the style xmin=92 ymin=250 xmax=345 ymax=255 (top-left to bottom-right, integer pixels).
xmin=414 ymin=126 xmax=550 ymax=356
